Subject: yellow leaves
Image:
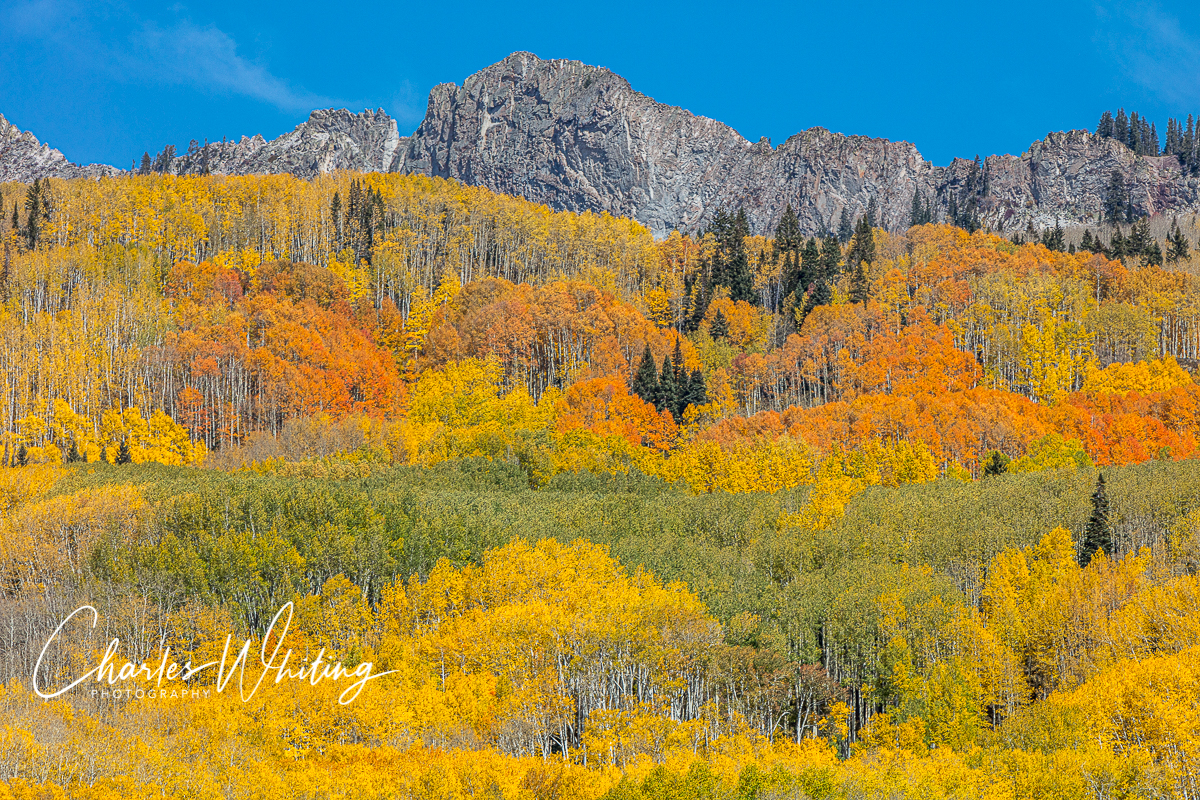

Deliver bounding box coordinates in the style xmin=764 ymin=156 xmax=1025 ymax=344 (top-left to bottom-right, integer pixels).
xmin=98 ymin=405 xmax=205 ymax=466
xmin=1018 ymin=312 xmax=1092 ymax=404
xmin=1008 ymin=432 xmax=1092 ymax=473
xmin=647 ymin=435 xmax=814 ymax=495
xmin=1082 ymin=355 xmax=1194 ymax=396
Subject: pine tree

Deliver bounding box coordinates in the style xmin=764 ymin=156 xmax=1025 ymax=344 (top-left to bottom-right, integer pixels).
xmin=16 ymin=445 xmax=28 ymax=467
xmin=139 ymin=152 xmax=152 ymax=175
xmin=846 ymin=216 xmax=875 ymax=270
xmin=1105 ymin=171 xmax=1128 ymax=225
xmin=1168 ymin=221 xmax=1191 ymax=263
xmin=707 ymin=208 xmax=754 ymax=303
xmin=24 ymin=180 xmax=41 ymax=249
xmin=1114 ymin=108 xmax=1129 ymax=146
xmin=866 ymin=196 xmax=878 ymax=228
xmin=686 ymin=369 xmax=707 ymax=410
xmin=66 ymin=439 xmax=82 ymax=464
xmin=774 ymin=204 xmax=801 ymax=253
xmin=1129 ymin=217 xmax=1152 ymax=257
xmin=1080 ymin=229 xmax=1096 ymax=253
xmin=820 ymin=235 xmax=842 ymax=280
xmin=1143 ymin=239 xmax=1164 ymax=267
xmin=910 ymin=191 xmax=924 ymax=229
xmin=837 ymin=207 xmax=854 ymax=244
xmin=115 ymin=439 xmax=132 ymax=465
xmin=1097 ymin=110 xmax=1115 ymax=138
xmin=9 ymin=202 xmax=17 ymax=234
xmin=670 ymin=338 xmax=687 ymax=417
xmin=656 ymin=355 xmax=677 ymax=415
xmin=800 ymin=237 xmax=821 ymax=290
xmin=849 ymin=260 xmax=869 ymax=305
xmin=1109 ymin=228 xmax=1128 ymax=263
xmin=1079 ymin=474 xmax=1112 ymax=566
xmin=631 ymin=344 xmax=659 ymax=404
xmin=983 ymin=451 xmax=1010 ymax=476
xmin=710 ymin=309 xmax=729 ymax=340
xmin=1041 ymin=221 xmax=1065 ymax=252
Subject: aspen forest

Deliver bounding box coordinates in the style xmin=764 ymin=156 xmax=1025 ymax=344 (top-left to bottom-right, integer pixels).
xmin=4 ymin=172 xmax=1200 ymax=799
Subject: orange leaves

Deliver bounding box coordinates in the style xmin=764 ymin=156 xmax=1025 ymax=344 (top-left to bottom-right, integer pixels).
xmin=555 ymin=376 xmax=677 ymax=451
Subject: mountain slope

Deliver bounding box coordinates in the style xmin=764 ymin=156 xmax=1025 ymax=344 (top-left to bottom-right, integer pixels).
xmin=6 ymin=53 xmax=1200 ymax=237
xmin=0 ymin=113 xmax=119 ymax=183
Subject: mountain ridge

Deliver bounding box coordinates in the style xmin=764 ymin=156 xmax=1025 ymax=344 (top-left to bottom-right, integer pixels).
xmin=4 ymin=52 xmax=1200 ymax=237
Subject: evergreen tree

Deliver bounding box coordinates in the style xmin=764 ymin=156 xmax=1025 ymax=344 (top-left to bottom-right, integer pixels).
xmin=849 ymin=260 xmax=869 ymax=305
xmin=710 ymin=309 xmax=729 ymax=341
xmin=685 ymin=369 xmax=707 ymax=409
xmin=846 ymin=216 xmax=875 ymax=269
xmin=1105 ymin=170 xmax=1128 ymax=225
xmin=24 ymin=180 xmax=41 ymax=249
xmin=1097 ymin=110 xmax=1115 ymax=138
xmin=657 ymin=355 xmax=677 ymax=415
xmin=1080 ymin=229 xmax=1096 ymax=253
xmin=800 ymin=237 xmax=821 ymax=290
xmin=139 ymin=152 xmax=152 ymax=175
xmin=707 ymin=208 xmax=754 ymax=303
xmin=115 ymin=439 xmax=132 ymax=465
xmin=9 ymin=202 xmax=17 ymax=234
xmin=819 ymin=235 xmax=842 ymax=280
xmin=910 ymin=190 xmax=924 ymax=228
xmin=631 ymin=344 xmax=659 ymax=405
xmin=1142 ymin=239 xmax=1164 ymax=267
xmin=774 ymin=204 xmax=801 ymax=254
xmin=1114 ymin=108 xmax=1129 ymax=146
xmin=66 ymin=439 xmax=82 ymax=464
xmin=16 ymin=445 xmax=28 ymax=467
xmin=837 ymin=207 xmax=854 ymax=244
xmin=331 ymin=191 xmax=343 ymax=248
xmin=866 ymin=196 xmax=878 ymax=228
xmin=1128 ymin=217 xmax=1152 ymax=257
xmin=1167 ymin=221 xmax=1191 ymax=263
xmin=1079 ymin=474 xmax=1112 ymax=566
xmin=670 ymin=338 xmax=688 ymax=417
xmin=982 ymin=450 xmax=1010 ymax=476
xmin=1109 ymin=228 xmax=1128 ymax=262
xmin=1041 ymin=221 xmax=1065 ymax=252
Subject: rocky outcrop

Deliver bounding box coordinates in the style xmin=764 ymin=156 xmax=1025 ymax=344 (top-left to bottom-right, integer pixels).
xmin=170 ymin=109 xmax=407 ymax=178
xmin=395 ymin=53 xmax=939 ymax=237
xmin=0 ymin=113 xmax=120 ymax=183
xmin=6 ymin=53 xmax=1200 ymax=237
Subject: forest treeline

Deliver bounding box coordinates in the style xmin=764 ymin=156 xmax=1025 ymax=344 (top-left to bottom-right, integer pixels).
xmin=2 ymin=174 xmax=1200 ymax=478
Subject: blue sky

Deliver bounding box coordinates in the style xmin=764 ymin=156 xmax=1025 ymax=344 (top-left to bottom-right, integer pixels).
xmin=3 ymin=0 xmax=1199 ymax=168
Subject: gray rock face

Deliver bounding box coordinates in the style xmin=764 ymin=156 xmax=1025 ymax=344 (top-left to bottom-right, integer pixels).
xmin=170 ymin=109 xmax=407 ymax=178
xmin=0 ymin=113 xmax=120 ymax=183
xmin=397 ymin=53 xmax=940 ymax=237
xmin=6 ymin=52 xmax=1200 ymax=237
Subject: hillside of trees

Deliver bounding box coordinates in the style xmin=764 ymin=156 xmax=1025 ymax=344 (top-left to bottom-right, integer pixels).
xmin=2 ymin=172 xmax=1200 ymax=798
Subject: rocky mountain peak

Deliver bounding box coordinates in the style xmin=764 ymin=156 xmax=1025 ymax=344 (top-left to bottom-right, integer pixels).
xmin=0 ymin=113 xmax=120 ymax=183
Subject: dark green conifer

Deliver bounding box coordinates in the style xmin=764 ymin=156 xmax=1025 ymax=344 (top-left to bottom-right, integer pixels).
xmin=16 ymin=445 xmax=28 ymax=467
xmin=983 ymin=451 xmax=1010 ymax=476
xmin=1079 ymin=474 xmax=1112 ymax=566
xmin=837 ymin=207 xmax=854 ymax=244
xmin=1168 ymin=222 xmax=1191 ymax=263
xmin=115 ymin=439 xmax=132 ymax=465
xmin=686 ymin=369 xmax=707 ymax=409
xmin=710 ymin=309 xmax=729 ymax=341
xmin=1105 ymin=171 xmax=1128 ymax=225
xmin=66 ymin=439 xmax=82 ymax=464
xmin=631 ymin=344 xmax=659 ymax=405
xmin=819 ymin=236 xmax=842 ymax=280
xmin=657 ymin=355 xmax=677 ymax=415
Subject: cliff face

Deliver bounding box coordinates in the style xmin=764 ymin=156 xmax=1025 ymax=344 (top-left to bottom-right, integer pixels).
xmin=170 ymin=109 xmax=407 ymax=178
xmin=0 ymin=113 xmax=120 ymax=183
xmin=395 ymin=53 xmax=938 ymax=237
xmin=7 ymin=53 xmax=1200 ymax=237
